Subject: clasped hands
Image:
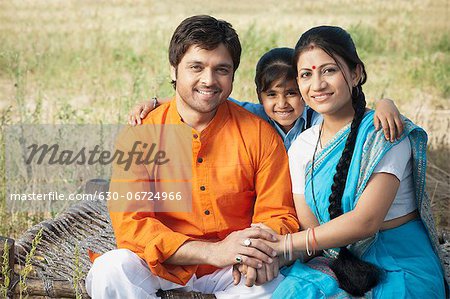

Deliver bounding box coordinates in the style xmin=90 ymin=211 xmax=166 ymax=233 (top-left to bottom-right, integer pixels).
xmin=210 ymin=224 xmax=283 ymax=287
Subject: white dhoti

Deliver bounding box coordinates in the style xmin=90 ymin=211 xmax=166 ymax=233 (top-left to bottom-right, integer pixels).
xmin=86 ymin=249 xmax=284 ymax=299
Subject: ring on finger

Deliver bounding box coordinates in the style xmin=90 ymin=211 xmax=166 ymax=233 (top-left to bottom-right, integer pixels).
xmin=243 ymin=238 xmax=252 ymax=247
xmin=235 ymin=255 xmax=243 ymax=264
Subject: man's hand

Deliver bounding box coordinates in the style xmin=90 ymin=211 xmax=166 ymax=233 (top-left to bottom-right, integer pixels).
xmin=230 ymin=223 xmax=283 ymax=287
xmin=210 ymin=226 xmax=278 ymax=269
xmin=232 ymin=257 xmax=280 ymax=287
xmin=232 ymin=264 xmax=259 ymax=287
xmin=257 ymin=256 xmax=279 ymax=285
xmin=232 ymin=263 xmax=246 ymax=285
xmin=253 ymin=256 xmax=280 ymax=286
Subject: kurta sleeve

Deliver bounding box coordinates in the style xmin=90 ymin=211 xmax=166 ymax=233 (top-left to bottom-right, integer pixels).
xmin=108 ymin=126 xmax=197 ymax=285
xmin=251 ymin=125 xmax=300 ymax=234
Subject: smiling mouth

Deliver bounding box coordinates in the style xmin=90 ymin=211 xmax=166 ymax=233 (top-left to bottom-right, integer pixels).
xmin=274 ymin=110 xmax=294 ymax=118
xmin=196 ymin=89 xmax=220 ymax=95
xmin=275 ymin=110 xmax=294 ymax=115
xmin=311 ymin=93 xmax=333 ymax=100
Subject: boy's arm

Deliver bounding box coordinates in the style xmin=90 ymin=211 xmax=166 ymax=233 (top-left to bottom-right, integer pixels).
xmin=373 ymin=98 xmax=404 ymax=142
xmin=227 ymin=98 xmax=270 ymax=121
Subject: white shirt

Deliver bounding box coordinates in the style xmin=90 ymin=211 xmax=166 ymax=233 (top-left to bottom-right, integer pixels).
xmin=288 ymin=124 xmax=417 ymax=221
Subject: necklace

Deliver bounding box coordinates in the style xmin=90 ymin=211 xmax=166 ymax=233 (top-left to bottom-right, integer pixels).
xmin=311 ymin=124 xmax=324 ymax=224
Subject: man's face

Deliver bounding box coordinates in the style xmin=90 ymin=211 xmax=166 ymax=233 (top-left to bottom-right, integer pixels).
xmin=172 ymin=44 xmax=234 ymax=115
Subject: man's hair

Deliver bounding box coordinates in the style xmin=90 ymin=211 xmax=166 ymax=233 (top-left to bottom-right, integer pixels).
xmin=168 ymin=15 xmax=242 ymax=88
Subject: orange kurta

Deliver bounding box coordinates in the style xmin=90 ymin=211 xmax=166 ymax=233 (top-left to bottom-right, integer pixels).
xmin=108 ymin=99 xmax=299 ymax=285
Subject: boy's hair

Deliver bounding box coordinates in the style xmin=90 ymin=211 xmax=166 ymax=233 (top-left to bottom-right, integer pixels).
xmin=254 ymin=47 xmax=296 ymax=103
xmin=169 ymin=15 xmax=241 ymax=88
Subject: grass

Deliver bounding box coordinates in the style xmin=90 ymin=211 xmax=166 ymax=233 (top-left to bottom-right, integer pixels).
xmin=1 ymin=241 xmax=12 ymax=298
xmin=0 ymin=1 xmax=448 ymax=296
xmin=73 ymin=244 xmax=83 ymax=299
xmin=0 ymin=0 xmax=448 ymax=236
xmin=18 ymin=228 xmax=43 ymax=299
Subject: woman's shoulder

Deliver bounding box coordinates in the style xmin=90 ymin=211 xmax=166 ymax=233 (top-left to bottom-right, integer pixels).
xmin=298 ymin=124 xmax=321 ymax=144
xmin=288 ymin=124 xmax=321 ymax=156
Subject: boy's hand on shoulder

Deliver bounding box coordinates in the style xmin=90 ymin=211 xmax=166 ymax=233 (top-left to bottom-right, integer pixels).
xmin=373 ymin=98 xmax=404 ymax=142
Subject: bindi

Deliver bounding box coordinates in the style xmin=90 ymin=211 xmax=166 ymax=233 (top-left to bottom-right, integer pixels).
xmin=312 ymin=65 xmax=316 ymax=70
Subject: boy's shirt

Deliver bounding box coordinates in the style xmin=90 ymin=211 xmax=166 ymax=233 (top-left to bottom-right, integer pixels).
xmin=228 ymin=98 xmax=322 ymax=150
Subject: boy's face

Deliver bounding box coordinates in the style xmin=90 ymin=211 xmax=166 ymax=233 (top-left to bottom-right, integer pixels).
xmin=260 ymin=79 xmax=304 ymax=133
xmin=172 ymin=44 xmax=234 ymax=115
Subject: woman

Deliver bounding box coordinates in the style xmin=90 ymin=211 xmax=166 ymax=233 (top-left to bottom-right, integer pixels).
xmin=268 ymin=26 xmax=447 ymax=298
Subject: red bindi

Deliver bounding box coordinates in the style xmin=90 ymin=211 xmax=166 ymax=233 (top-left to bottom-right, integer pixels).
xmin=312 ymin=65 xmax=316 ymax=70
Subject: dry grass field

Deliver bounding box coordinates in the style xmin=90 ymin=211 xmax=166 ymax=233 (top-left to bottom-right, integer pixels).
xmin=0 ymin=0 xmax=448 ymax=237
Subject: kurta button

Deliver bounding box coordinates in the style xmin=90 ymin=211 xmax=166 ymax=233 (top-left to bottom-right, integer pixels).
xmin=197 ymin=157 xmax=203 ymax=163
xmin=204 ymin=210 xmax=210 ymax=215
xmin=193 ymin=134 xmax=199 ymax=139
xmin=200 ymin=186 xmax=206 ymax=191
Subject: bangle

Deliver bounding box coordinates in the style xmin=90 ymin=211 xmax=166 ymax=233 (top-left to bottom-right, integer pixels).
xmin=305 ymin=228 xmax=313 ymax=256
xmin=311 ymin=227 xmax=318 ymax=255
xmin=283 ymin=233 xmax=293 ymax=262
xmin=152 ymin=97 xmax=158 ymax=109
xmin=288 ymin=233 xmax=293 ymax=261
xmin=283 ymin=234 xmax=287 ymax=261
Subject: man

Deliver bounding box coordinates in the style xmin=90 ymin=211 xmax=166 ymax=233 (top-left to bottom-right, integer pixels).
xmin=86 ymin=15 xmax=299 ymax=298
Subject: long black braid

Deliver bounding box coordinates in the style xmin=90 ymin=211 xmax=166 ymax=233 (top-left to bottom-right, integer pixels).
xmin=328 ymin=85 xmax=382 ymax=297
xmin=328 ymin=85 xmax=365 ymax=220
xmin=294 ymin=26 xmax=382 ymax=296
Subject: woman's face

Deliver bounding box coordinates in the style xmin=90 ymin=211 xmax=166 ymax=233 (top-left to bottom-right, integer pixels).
xmin=260 ymin=79 xmax=304 ymax=133
xmin=296 ymin=47 xmax=360 ymax=117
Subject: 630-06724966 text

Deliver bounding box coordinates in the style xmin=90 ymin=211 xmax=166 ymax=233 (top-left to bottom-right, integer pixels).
xmin=9 ymin=191 xmax=184 ymax=201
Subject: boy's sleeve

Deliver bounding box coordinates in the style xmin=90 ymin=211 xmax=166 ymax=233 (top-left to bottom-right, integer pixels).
xmin=228 ymin=97 xmax=270 ymax=121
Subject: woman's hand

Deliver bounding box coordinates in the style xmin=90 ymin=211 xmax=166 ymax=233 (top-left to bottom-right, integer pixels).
xmin=251 ymin=223 xmax=283 ymax=254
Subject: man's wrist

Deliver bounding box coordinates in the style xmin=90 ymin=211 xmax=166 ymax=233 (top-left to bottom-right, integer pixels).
xmin=203 ymin=241 xmax=219 ymax=266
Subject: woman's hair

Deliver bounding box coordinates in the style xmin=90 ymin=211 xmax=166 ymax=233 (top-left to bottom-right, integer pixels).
xmin=294 ymin=26 xmax=382 ymax=296
xmin=254 ymin=47 xmax=297 ymax=103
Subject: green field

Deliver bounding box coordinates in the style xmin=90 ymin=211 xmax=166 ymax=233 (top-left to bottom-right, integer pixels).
xmin=0 ymin=0 xmax=448 ymax=237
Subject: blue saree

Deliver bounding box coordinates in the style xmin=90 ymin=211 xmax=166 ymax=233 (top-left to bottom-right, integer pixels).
xmin=274 ymin=110 xmax=447 ymax=298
